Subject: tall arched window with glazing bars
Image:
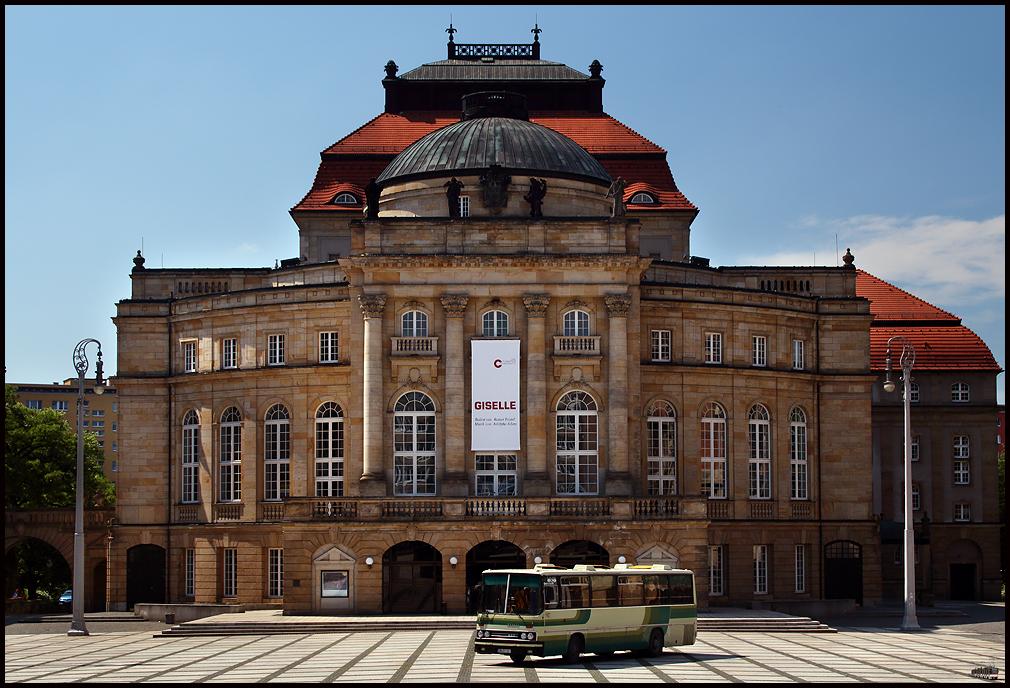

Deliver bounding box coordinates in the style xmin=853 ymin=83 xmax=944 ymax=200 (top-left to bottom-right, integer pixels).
xmin=219 ymin=406 xmax=242 ymax=502
xmin=264 ymin=404 xmax=290 ymax=501
xmin=315 ymin=402 xmax=344 ymax=497
xmin=700 ymin=402 xmax=727 ymax=499
xmin=556 ymin=391 xmax=598 ymax=494
xmin=182 ymin=410 xmax=200 ymax=504
xmin=748 ymin=405 xmax=771 ymax=499
xmin=790 ymin=407 xmax=808 ymax=500
xmin=647 ymin=401 xmax=677 ymax=495
xmin=393 ymin=392 xmax=436 ymax=495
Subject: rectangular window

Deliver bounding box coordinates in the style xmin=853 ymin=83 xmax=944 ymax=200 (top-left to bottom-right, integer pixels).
xmin=185 ymin=549 xmax=195 ymax=597
xmin=749 ymin=419 xmax=771 ymax=499
xmin=953 ymin=503 xmax=971 ymax=522
xmin=92 ymin=421 xmax=104 ymax=428
xmin=319 ymin=331 xmax=339 ymax=363
xmin=92 ymin=410 xmax=105 ymax=417
xmin=752 ymin=335 xmax=767 ymax=367
xmin=792 ymin=340 xmax=804 ymax=370
xmin=754 ymin=545 xmax=768 ymax=595
xmin=911 ymin=436 xmax=920 ymax=461
xmin=112 ymin=442 xmax=117 ymax=452
xmin=953 ymin=435 xmax=970 ymax=484
xmin=459 ymin=196 xmax=470 ymax=218
xmin=182 ymin=425 xmax=199 ymax=504
xmin=953 ymin=460 xmax=970 ymax=485
xmin=223 ymin=549 xmax=237 ymax=598
xmin=222 ymin=338 xmax=237 ymax=369
xmin=52 ymin=401 xmax=69 ymax=412
xmin=83 ymin=421 xmax=89 ymax=427
xmin=268 ymin=548 xmax=283 ymax=598
xmin=268 ymin=334 xmax=285 ymax=366
xmin=704 ymin=332 xmax=722 ymax=364
xmin=701 ymin=417 xmax=727 ymax=498
xmin=220 ymin=423 xmax=242 ymax=502
xmin=26 ymin=400 xmax=41 ymax=409
xmin=112 ymin=422 xmax=117 ymax=432
xmin=911 ymin=484 xmax=920 ymax=511
xmin=795 ymin=545 xmax=806 ymax=593
xmin=951 ymin=383 xmax=970 ymax=403
xmin=475 ymin=454 xmax=518 ymax=496
xmin=184 ymin=341 xmax=197 ymax=373
xmin=651 ymin=330 xmax=671 ymax=362
xmin=708 ymin=546 xmax=723 ymax=596
xmin=647 ymin=415 xmax=677 ymax=496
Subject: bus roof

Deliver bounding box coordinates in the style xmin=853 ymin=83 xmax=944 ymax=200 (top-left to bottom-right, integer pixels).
xmin=481 ymin=564 xmax=693 ymax=575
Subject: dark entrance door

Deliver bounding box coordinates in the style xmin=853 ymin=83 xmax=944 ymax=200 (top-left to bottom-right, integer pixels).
xmin=383 ymin=541 xmax=442 ymax=614
xmin=824 ymin=540 xmax=863 ymax=605
xmin=550 ymin=540 xmax=610 ymax=568
xmin=949 ymin=563 xmax=976 ymax=600
xmin=465 ymin=541 xmax=526 ymax=613
xmin=126 ymin=544 xmax=165 ymax=609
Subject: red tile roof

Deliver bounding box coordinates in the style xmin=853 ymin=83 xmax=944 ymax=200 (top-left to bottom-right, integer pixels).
xmin=856 ymin=271 xmax=1000 ymax=371
xmin=292 ymin=111 xmax=695 ymax=212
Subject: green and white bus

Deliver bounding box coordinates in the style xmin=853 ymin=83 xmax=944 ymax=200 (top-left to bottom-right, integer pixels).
xmin=473 ymin=563 xmax=696 ymax=664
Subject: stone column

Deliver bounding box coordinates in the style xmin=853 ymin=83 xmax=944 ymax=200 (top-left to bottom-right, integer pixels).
xmin=605 ymin=294 xmax=632 ymax=495
xmin=523 ymin=294 xmax=550 ymax=496
xmin=358 ymin=293 xmax=386 ymax=496
xmin=440 ymin=294 xmax=468 ymax=496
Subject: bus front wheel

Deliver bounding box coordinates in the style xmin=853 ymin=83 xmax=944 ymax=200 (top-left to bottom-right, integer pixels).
xmin=646 ymin=628 xmax=664 ymax=657
xmin=563 ymin=634 xmax=584 ymax=664
xmin=509 ymin=649 xmax=527 ymax=664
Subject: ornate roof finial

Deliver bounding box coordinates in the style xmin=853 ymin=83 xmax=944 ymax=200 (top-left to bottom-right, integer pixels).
xmin=446 ymin=22 xmax=457 ymax=43
xmin=531 ymin=21 xmax=542 ymax=43
xmin=589 ymin=59 xmax=603 ymax=78
xmin=842 ymin=248 xmax=855 ymax=269
xmin=384 ymin=60 xmax=398 ymax=79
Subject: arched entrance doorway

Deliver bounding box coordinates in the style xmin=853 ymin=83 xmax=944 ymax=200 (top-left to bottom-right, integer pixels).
xmin=126 ymin=544 xmax=165 ymax=609
xmin=5 ymin=538 xmax=72 ymax=605
xmin=551 ymin=540 xmax=609 ymax=568
xmin=824 ymin=540 xmax=862 ymax=605
xmin=466 ymin=541 xmax=526 ymax=613
xmin=383 ymin=541 xmax=442 ymax=614
xmin=947 ymin=539 xmax=983 ymax=600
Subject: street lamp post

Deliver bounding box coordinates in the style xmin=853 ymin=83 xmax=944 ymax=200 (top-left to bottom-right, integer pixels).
xmin=69 ymin=339 xmax=105 ymax=637
xmin=882 ymin=336 xmax=920 ymax=632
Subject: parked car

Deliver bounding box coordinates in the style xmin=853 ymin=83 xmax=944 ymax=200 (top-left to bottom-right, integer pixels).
xmin=59 ymin=589 xmax=72 ymax=606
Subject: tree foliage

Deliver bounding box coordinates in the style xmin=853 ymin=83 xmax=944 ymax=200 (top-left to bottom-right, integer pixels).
xmin=5 ymin=384 xmax=115 ymax=508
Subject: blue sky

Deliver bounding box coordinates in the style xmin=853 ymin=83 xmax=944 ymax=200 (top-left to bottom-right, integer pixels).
xmin=5 ymin=6 xmax=1005 ymax=402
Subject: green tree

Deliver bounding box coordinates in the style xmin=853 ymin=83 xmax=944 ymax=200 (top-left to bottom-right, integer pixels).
xmin=5 ymin=384 xmax=115 ymax=508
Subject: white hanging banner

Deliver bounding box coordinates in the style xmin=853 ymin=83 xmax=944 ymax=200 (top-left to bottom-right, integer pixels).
xmin=471 ymin=339 xmax=521 ymax=451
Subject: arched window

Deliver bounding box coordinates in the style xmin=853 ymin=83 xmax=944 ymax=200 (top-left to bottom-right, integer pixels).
xmin=315 ymin=402 xmax=344 ymax=497
xmin=556 ymin=391 xmax=598 ymax=494
xmin=647 ymin=401 xmax=677 ymax=495
xmin=748 ymin=405 xmax=771 ymax=499
xmin=482 ymin=310 xmax=509 ymax=337
xmin=332 ymin=192 xmax=358 ymax=205
xmin=700 ymin=402 xmax=727 ymax=499
xmin=630 ymin=192 xmax=655 ymax=204
xmin=264 ymin=404 xmax=290 ymax=501
xmin=401 ymin=311 xmax=428 ymax=338
xmin=182 ymin=410 xmax=200 ymax=504
xmin=219 ymin=407 xmax=241 ymax=502
xmin=562 ymin=309 xmax=590 ymax=337
xmin=951 ymin=382 xmax=970 ymax=403
xmin=393 ymin=392 xmax=436 ymax=495
xmin=790 ymin=407 xmax=808 ymax=500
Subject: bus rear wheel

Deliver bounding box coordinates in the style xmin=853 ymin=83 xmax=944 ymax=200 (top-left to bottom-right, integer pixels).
xmin=645 ymin=628 xmax=664 ymax=657
xmin=563 ymin=634 xmax=584 ymax=664
xmin=509 ymin=649 xmax=527 ymax=664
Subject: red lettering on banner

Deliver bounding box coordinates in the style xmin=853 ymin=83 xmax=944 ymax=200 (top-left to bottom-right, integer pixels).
xmin=474 ymin=401 xmax=517 ymax=410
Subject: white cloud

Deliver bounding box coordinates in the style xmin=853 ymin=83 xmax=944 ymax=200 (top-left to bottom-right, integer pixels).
xmin=237 ymin=243 xmax=259 ymax=253
xmin=743 ymin=214 xmax=1005 ymax=309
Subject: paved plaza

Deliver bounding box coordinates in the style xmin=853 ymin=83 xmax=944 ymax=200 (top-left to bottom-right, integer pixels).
xmin=5 ymin=612 xmax=1005 ymax=683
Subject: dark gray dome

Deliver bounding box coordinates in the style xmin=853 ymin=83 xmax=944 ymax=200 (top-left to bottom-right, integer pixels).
xmin=376 ymin=116 xmax=613 ymax=186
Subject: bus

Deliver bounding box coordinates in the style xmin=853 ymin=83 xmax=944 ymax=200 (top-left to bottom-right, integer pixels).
xmin=473 ymin=563 xmax=696 ymax=664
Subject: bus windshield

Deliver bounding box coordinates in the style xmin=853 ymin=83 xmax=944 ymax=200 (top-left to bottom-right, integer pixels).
xmin=481 ymin=573 xmax=541 ymax=615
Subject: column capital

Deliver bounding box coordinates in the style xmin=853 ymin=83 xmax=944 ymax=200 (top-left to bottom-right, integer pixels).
xmin=440 ymin=294 xmax=469 ymax=318
xmin=358 ymin=293 xmax=387 ymax=319
xmin=605 ymin=294 xmax=632 ymax=317
xmin=523 ymin=293 xmax=550 ymax=317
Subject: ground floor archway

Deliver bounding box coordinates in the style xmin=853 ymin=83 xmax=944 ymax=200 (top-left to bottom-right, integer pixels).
xmin=383 ymin=541 xmax=442 ymax=614
xmin=126 ymin=544 xmax=165 ymax=610
xmin=550 ymin=540 xmax=609 ymax=568
xmin=465 ymin=540 xmax=526 ymax=613
xmin=824 ymin=540 xmax=862 ymax=605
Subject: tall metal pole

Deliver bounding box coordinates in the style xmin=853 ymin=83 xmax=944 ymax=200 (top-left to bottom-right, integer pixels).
xmin=69 ymin=339 xmax=103 ymax=636
xmin=885 ymin=336 xmax=919 ymax=631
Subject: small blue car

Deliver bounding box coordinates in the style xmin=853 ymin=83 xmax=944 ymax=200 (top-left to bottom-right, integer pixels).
xmin=59 ymin=589 xmax=72 ymax=606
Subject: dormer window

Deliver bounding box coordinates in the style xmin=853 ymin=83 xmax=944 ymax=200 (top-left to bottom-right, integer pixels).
xmin=332 ymin=193 xmax=359 ymax=205
xmin=630 ymin=192 xmax=656 ymax=204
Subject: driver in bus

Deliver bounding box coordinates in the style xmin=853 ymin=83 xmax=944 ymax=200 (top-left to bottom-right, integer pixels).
xmin=509 ymin=586 xmax=536 ymax=614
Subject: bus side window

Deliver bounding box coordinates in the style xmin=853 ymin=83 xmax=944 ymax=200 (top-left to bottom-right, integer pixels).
xmin=670 ymin=574 xmax=694 ymax=604
xmin=619 ymin=575 xmax=644 ymax=606
xmin=644 ymin=574 xmax=670 ymax=604
xmin=544 ymin=581 xmax=559 ymax=609
xmin=643 ymin=575 xmax=660 ymax=605
xmin=591 ymin=575 xmax=618 ymax=608
xmin=561 ymin=576 xmax=589 ymax=608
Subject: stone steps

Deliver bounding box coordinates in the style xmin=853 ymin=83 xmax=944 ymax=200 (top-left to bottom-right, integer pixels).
xmin=158 ymin=616 xmax=834 ymax=636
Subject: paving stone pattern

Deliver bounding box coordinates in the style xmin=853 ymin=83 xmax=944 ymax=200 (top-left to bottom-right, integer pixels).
xmin=5 ymin=627 xmax=1004 ymax=683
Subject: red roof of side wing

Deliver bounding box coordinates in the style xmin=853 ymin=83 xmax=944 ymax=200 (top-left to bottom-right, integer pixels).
xmin=856 ymin=270 xmax=1000 ymax=372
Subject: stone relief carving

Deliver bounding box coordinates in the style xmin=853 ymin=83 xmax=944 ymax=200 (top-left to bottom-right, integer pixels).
xmin=523 ymin=294 xmax=550 ymax=317
xmin=357 ymin=293 xmax=387 ymax=318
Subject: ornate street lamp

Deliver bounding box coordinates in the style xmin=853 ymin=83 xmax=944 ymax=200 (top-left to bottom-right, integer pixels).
xmin=882 ymin=336 xmax=920 ymax=631
xmin=69 ymin=339 xmax=105 ymax=636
